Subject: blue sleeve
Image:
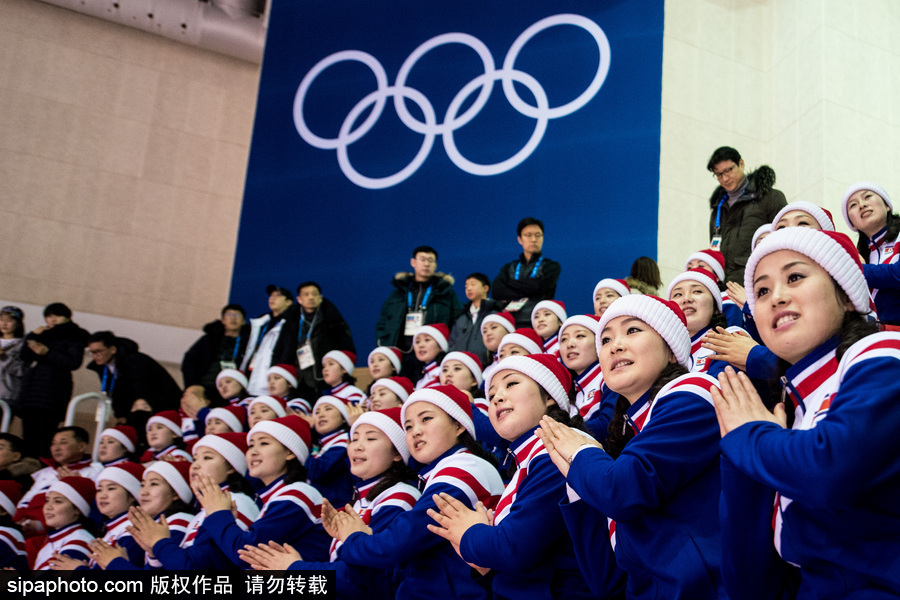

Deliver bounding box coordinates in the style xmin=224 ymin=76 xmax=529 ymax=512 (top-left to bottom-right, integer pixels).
xmin=339 ymin=480 xmax=468 ymax=568
xmin=746 ymin=345 xmax=778 ymax=379
xmin=472 ymin=407 xmax=508 ymax=451
xmin=60 ymin=548 xmax=91 ymax=562
xmin=864 ymin=262 xmax=900 ymax=288
xmin=721 ymin=355 xmax=900 ymax=506
xmin=743 ymin=304 xmax=762 ymax=343
xmin=724 ymin=303 xmax=744 ymax=328
xmin=705 ymin=358 xmax=728 ymax=378
xmin=584 ymin=388 xmax=617 ymax=443
xmin=194 ymin=407 xmax=210 ymax=438
xmin=204 ymin=501 xmax=319 ymax=567
xmin=559 ymin=498 xmax=625 ymax=599
xmin=116 ymin=535 xmax=146 ymax=568
xmin=719 ymin=457 xmax=798 ymax=600
xmin=568 ymin=390 xmax=720 ymax=521
xmin=458 ymin=454 xmax=564 ymax=571
xmin=153 ymin=531 xmax=218 ymax=571
xmin=105 ymin=556 xmax=142 ymax=571
xmin=306 ymin=446 xmax=350 ymax=484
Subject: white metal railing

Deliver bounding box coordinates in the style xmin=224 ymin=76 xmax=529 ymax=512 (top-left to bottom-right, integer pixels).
xmin=65 ymin=392 xmax=113 ymax=461
xmin=0 ymin=399 xmax=10 ymax=433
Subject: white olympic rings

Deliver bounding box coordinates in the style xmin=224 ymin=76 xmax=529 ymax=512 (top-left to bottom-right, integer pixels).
xmin=293 ymin=13 xmax=611 ymax=190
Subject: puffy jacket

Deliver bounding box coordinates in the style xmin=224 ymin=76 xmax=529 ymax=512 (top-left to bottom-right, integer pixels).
xmin=375 ymin=273 xmax=463 ymax=348
xmin=17 ymin=321 xmax=89 ymax=414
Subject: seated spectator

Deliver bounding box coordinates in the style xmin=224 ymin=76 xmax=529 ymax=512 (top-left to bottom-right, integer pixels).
xmin=592 ymin=278 xmax=630 ymax=316
xmin=179 ymin=385 xmax=212 ymax=452
xmin=140 ymin=411 xmax=191 ymax=464
xmin=625 ymin=256 xmax=662 ymax=295
xmin=368 ymin=377 xmax=413 ymax=411
xmin=267 ymin=364 xmax=298 ymax=400
xmin=96 ymin=426 xmax=138 ymax=467
xmin=320 ymin=351 xmax=365 ymax=402
xmin=531 ymin=300 xmax=567 ymax=359
xmin=308 ymin=397 xmax=354 ymax=508
xmin=86 ymin=331 xmax=181 ymax=441
xmin=480 ymin=312 xmax=516 ymax=366
xmin=241 ymin=285 xmax=297 ymax=397
xmin=448 ymin=273 xmax=499 ymax=366
xmin=247 ymin=396 xmax=288 ymax=429
xmin=0 ymin=481 xmax=27 ymax=570
xmin=412 ymin=325 xmax=449 ymax=390
xmin=34 ymin=477 xmax=97 ymax=570
xmin=492 ymin=218 xmax=562 ymax=328
xmin=0 ymin=306 xmax=25 ymax=419
xmin=375 ymin=246 xmax=463 ymax=377
xmin=205 ymin=405 xmax=247 ymax=434
xmin=772 ymin=201 xmax=835 ymax=231
xmin=281 ymin=281 xmax=356 ymax=399
xmin=216 ymin=369 xmax=250 ymax=407
xmin=17 ymin=303 xmax=89 ymax=459
xmin=497 ymin=328 xmax=544 ymax=361
xmin=0 ymin=433 xmax=39 ymax=492
xmin=365 ymin=347 xmax=401 ymax=393
xmin=15 ymin=427 xmax=101 ymax=537
xmin=684 ymin=249 xmax=743 ymax=328
xmin=181 ymin=304 xmax=250 ymax=403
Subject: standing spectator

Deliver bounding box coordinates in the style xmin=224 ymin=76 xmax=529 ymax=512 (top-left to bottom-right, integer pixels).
xmin=16 ymin=303 xmax=89 ymax=459
xmin=86 ymin=331 xmax=180 ymax=441
xmin=706 ymin=146 xmax=786 ymax=283
xmin=181 ymin=304 xmax=250 ymax=402
xmin=625 ymin=256 xmax=662 ymax=296
xmin=241 ymin=285 xmax=297 ymax=396
xmin=281 ymin=281 xmax=355 ymax=399
xmin=448 ymin=273 xmax=498 ymax=366
xmin=375 ymin=246 xmax=463 ymax=375
xmin=0 ymin=307 xmax=26 ymax=416
xmin=492 ymin=217 xmax=562 ymax=328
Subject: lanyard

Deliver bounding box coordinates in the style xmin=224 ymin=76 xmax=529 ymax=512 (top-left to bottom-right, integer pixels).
xmin=298 ymin=311 xmax=317 ymax=344
xmin=407 ymin=284 xmax=433 ymax=311
xmin=101 ymin=366 xmax=116 ymax=395
xmin=714 ymin=195 xmax=727 ymax=233
xmin=254 ymin=320 xmax=272 ymax=350
xmin=514 ymin=256 xmax=544 ymax=280
xmin=231 ymin=335 xmax=241 ymax=360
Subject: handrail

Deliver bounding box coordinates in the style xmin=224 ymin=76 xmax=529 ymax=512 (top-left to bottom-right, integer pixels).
xmin=65 ymin=392 xmax=113 ymax=461
xmin=0 ymin=399 xmax=10 ymax=433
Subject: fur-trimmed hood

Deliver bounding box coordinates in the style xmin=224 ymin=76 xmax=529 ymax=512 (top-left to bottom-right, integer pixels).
xmin=708 ymin=165 xmax=777 ymax=208
xmin=625 ymin=277 xmax=659 ymax=296
xmin=391 ymin=271 xmax=455 ymax=288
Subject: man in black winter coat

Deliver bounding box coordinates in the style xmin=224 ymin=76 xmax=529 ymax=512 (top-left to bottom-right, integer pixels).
xmin=448 ymin=273 xmax=499 ymax=366
xmin=181 ymin=304 xmax=251 ymax=402
xmin=86 ymin=331 xmax=180 ymax=443
xmin=15 ymin=303 xmax=89 ymax=458
xmin=279 ymin=282 xmax=355 ymax=398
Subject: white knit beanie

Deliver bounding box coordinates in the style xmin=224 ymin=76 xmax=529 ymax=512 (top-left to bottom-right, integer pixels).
xmin=484 ymin=354 xmax=572 ymax=412
xmin=349 ymin=407 xmax=409 ymax=463
xmin=596 ymin=295 xmax=692 ymax=369
xmin=771 ymin=201 xmax=835 ymax=232
xmin=842 ymin=181 xmax=893 ymax=231
xmin=666 ymin=268 xmax=724 ymax=312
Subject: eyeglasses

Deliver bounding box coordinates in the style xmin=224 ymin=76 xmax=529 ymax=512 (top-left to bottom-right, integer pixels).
xmin=712 ymin=164 xmax=739 ymax=180
xmin=415 ymin=256 xmax=436 ymax=264
xmin=520 ymin=233 xmax=543 ymax=239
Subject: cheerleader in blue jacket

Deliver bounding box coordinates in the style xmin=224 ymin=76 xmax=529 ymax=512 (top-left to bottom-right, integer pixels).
xmin=539 ymin=294 xmax=728 ymax=599
xmin=324 ymin=385 xmax=504 ymax=600
xmin=239 ymin=407 xmax=419 ymax=600
xmin=307 ymin=396 xmax=354 ymax=508
xmin=713 ymin=227 xmax=900 ymax=600
xmin=428 ymin=354 xmax=622 ymax=600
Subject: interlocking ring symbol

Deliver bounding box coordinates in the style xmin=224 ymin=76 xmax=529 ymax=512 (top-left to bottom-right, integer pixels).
xmin=293 ymin=14 xmax=611 ymax=190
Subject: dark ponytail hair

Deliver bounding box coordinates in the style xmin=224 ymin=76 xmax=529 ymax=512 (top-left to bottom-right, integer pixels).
xmin=605 ymin=362 xmax=688 ymax=459
xmin=224 ymin=471 xmax=256 ymax=497
xmin=857 ymin=211 xmax=900 ymax=261
xmin=458 ymin=430 xmax=499 ymax=468
xmin=163 ymin=499 xmax=196 ymax=519
xmin=284 ymin=457 xmax=309 ymax=485
xmin=367 ymin=459 xmax=418 ymax=500
xmin=707 ymin=306 xmax=729 ymax=331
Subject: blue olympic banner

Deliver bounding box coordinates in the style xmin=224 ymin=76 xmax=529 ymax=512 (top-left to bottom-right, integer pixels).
xmin=231 ymin=0 xmax=664 ymax=359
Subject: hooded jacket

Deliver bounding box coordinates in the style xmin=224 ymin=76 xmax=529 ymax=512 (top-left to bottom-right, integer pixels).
xmin=17 ymin=320 xmax=89 ymax=414
xmin=181 ymin=320 xmax=251 ymax=393
xmin=375 ymin=272 xmax=464 ymax=348
xmin=708 ymin=165 xmax=786 ymax=283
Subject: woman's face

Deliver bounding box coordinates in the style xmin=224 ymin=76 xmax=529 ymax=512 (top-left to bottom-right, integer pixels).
xmin=598 ymin=316 xmax=675 ymax=403
xmin=97 ymin=435 xmax=128 ymax=463
xmin=593 ymin=288 xmax=621 ymax=317
xmin=560 ymin=325 xmax=597 ymax=374
xmin=498 ymin=343 xmax=529 ymax=361
xmin=96 ymin=480 xmax=134 ymax=518
xmin=403 ymin=402 xmax=463 ymax=465
xmin=314 ymin=402 xmax=346 ymax=434
xmin=487 ymin=369 xmax=553 ymax=441
xmin=439 ymin=360 xmax=477 ymax=391
xmin=751 ymin=250 xmax=851 ymax=364
xmin=146 ymin=422 xmax=178 ymax=450
xmin=248 ymin=402 xmax=278 ymax=428
xmin=413 ymin=334 xmax=441 ymax=363
xmin=204 ymin=417 xmax=234 ymax=435
xmin=247 ymin=432 xmax=294 ymax=485
xmin=369 ymin=387 xmax=403 ymax=411
xmin=348 ymin=424 xmax=401 ymax=480
xmin=267 ymin=374 xmax=291 ymax=397
xmin=43 ymin=491 xmax=80 ymax=529
xmin=775 ymin=210 xmax=821 ymax=231
xmin=368 ymin=353 xmax=395 ymax=379
xmin=190 ymin=446 xmax=234 ymax=488
xmin=139 ymin=472 xmax=177 ymax=516
xmin=669 ymin=281 xmax=715 ymax=337
xmin=217 ymin=377 xmax=243 ymax=400
xmin=321 ymin=358 xmax=346 ymax=387
xmin=847 ymin=189 xmax=890 ymax=238
xmin=482 ymin=322 xmax=507 ymax=352
xmin=0 ymin=314 xmax=18 ymax=337
xmin=531 ymin=309 xmax=561 ymax=339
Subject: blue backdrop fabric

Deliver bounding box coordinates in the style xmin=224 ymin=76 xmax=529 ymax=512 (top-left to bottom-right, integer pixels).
xmin=231 ymin=0 xmax=665 ymax=365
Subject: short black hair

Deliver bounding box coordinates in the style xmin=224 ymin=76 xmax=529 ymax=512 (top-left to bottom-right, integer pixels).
xmin=43 ymin=302 xmax=72 ymax=319
xmin=707 ymin=146 xmax=742 ymax=171
xmin=265 ymin=284 xmax=293 ymax=300
xmin=296 ymin=281 xmax=322 ymax=295
xmin=412 ymin=246 xmax=438 ymax=260
xmin=0 ymin=433 xmax=23 ymax=455
xmin=55 ymin=426 xmax=90 ymax=445
xmin=517 ymin=217 xmax=544 ymax=236
xmin=220 ymin=303 xmax=246 ymax=319
xmin=88 ymin=331 xmax=117 ymax=348
xmin=465 ymin=273 xmax=490 ymax=288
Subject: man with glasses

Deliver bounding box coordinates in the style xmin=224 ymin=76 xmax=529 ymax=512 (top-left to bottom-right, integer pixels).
xmin=181 ymin=303 xmax=251 ymax=402
xmin=376 ymin=246 xmax=463 ymax=376
xmin=707 ymin=146 xmax=785 ymax=283
xmin=492 ymin=217 xmax=562 ymax=328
